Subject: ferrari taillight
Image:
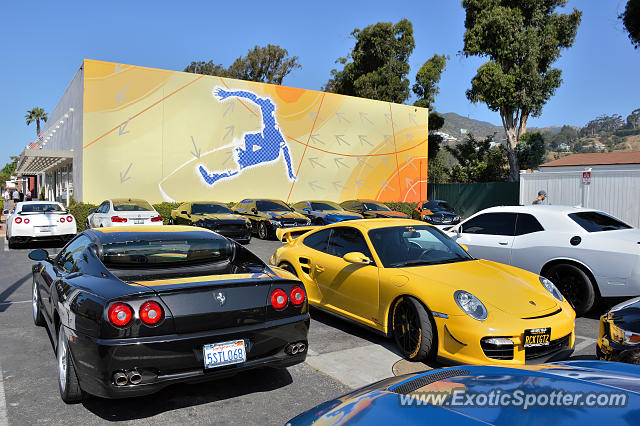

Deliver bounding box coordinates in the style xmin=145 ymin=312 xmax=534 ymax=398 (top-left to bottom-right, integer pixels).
xmin=111 ymin=216 xmax=128 ymax=223
xmin=150 ymin=215 xmax=162 ymax=222
xmin=14 ymin=217 xmax=22 ymax=224
xmin=270 ymin=288 xmax=288 ymax=310
xmin=290 ymin=286 xmax=305 ymax=305
xmin=139 ymin=301 xmax=164 ymax=325
xmin=108 ymin=303 xmax=133 ymax=327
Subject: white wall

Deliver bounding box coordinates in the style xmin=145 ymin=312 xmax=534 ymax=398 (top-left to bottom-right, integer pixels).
xmin=520 ymin=168 xmax=640 ymax=227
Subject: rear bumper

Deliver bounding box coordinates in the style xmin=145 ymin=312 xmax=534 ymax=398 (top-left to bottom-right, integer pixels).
xmin=66 ymin=314 xmax=309 ymax=398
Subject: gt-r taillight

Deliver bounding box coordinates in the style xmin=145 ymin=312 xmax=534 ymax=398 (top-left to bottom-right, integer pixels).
xmin=66 ymin=215 xmax=74 ymax=222
xmin=111 ymin=216 xmax=128 ymax=223
xmin=150 ymin=215 xmax=162 ymax=222
xmin=14 ymin=217 xmax=22 ymax=224
xmin=23 ymin=218 xmax=30 ymax=224
xmin=108 ymin=303 xmax=133 ymax=327
xmin=290 ymin=286 xmax=306 ymax=305
xmin=139 ymin=301 xmax=164 ymax=325
xmin=60 ymin=217 xmax=66 ymax=223
xmin=270 ymin=288 xmax=288 ymax=310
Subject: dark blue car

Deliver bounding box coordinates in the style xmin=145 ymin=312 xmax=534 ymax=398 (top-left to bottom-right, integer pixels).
xmin=291 ymin=200 xmax=363 ymax=225
xmin=287 ymin=361 xmax=640 ymax=425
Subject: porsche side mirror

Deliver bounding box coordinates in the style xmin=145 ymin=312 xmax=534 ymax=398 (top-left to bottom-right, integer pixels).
xmin=343 ymin=252 xmax=371 ymax=265
xmin=459 ymin=244 xmax=469 ymax=252
xmin=29 ymin=249 xmax=50 ymax=262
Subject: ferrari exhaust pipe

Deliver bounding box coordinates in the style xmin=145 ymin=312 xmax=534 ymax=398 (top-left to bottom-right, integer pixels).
xmin=291 ymin=344 xmax=299 ymax=355
xmin=113 ymin=371 xmax=128 ymax=386
xmin=128 ymin=370 xmax=142 ymax=385
xmin=298 ymin=343 xmax=306 ymax=353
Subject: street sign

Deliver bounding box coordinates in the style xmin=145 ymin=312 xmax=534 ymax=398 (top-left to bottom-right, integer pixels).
xmin=582 ymin=171 xmax=591 ymax=185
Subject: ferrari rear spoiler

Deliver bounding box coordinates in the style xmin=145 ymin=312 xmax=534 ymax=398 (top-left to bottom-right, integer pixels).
xmin=276 ymin=226 xmax=319 ymax=243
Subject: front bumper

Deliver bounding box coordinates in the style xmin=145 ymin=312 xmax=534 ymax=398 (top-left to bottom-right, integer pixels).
xmin=66 ymin=314 xmax=309 ymax=398
xmin=433 ymin=305 xmax=575 ymax=365
xmin=198 ymin=224 xmax=252 ymax=241
xmin=597 ymin=314 xmax=640 ymax=361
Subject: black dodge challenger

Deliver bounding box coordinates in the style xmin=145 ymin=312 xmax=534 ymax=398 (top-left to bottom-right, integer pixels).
xmin=29 ymin=225 xmax=309 ymax=402
xmin=169 ymin=201 xmax=252 ymax=243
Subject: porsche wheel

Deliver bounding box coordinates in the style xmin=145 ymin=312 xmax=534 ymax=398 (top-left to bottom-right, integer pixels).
xmin=57 ymin=328 xmax=84 ymax=403
xmin=392 ymin=297 xmax=434 ymax=361
xmin=32 ymin=277 xmax=44 ymax=327
xmin=544 ymin=263 xmax=595 ymax=316
xmin=258 ymin=222 xmax=270 ymax=240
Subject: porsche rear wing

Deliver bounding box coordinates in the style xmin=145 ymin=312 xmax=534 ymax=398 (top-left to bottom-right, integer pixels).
xmin=276 ymin=226 xmax=319 ymax=243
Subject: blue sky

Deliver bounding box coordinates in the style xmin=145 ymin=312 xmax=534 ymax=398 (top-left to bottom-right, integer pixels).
xmin=1 ymin=0 xmax=639 ymax=164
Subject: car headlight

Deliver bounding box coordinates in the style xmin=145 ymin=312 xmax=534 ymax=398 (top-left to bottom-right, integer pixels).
xmin=422 ymin=215 xmax=432 ymax=222
xmin=454 ymin=215 xmax=460 ymax=221
xmin=269 ymin=220 xmax=281 ymax=226
xmin=454 ymin=290 xmax=488 ymax=321
xmin=305 ymin=219 xmax=311 ymax=225
xmin=539 ymin=276 xmax=564 ymax=302
xmin=245 ymin=220 xmax=251 ymax=228
xmin=610 ymin=323 xmax=640 ymax=345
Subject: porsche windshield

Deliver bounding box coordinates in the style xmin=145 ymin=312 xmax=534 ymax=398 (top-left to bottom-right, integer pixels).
xmin=101 ymin=238 xmax=231 ymax=266
xmin=363 ymin=202 xmax=391 ymax=212
xmin=20 ymin=203 xmax=64 ymax=213
xmin=368 ymin=225 xmax=472 ymax=267
xmin=113 ymin=199 xmax=154 ymax=212
xmin=192 ymin=203 xmax=233 ymax=214
xmin=310 ymin=202 xmax=343 ymax=211
xmin=256 ymin=200 xmax=292 ymax=211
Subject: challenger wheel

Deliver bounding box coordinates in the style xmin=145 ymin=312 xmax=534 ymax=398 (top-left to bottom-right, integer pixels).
xmin=57 ymin=328 xmax=84 ymax=403
xmin=392 ymin=297 xmax=435 ymax=361
xmin=258 ymin=222 xmax=269 ymax=240
xmin=544 ymin=263 xmax=595 ymax=316
xmin=32 ymin=277 xmax=44 ymax=327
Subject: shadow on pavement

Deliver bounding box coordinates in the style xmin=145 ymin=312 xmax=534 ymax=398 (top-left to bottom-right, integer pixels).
xmin=0 ymin=273 xmax=30 ymax=312
xmin=82 ymin=367 xmax=293 ymax=421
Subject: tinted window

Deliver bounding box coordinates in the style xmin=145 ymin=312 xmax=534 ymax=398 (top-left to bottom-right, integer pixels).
xmin=340 ymin=201 xmax=355 ymax=209
xmin=461 ymin=213 xmax=517 ymax=236
xmin=102 ymin=237 xmax=231 ymax=266
xmin=425 ymin=201 xmax=454 ymax=212
xmin=310 ymin=201 xmax=343 ymax=211
xmin=21 ymin=203 xmax=63 ymax=213
xmin=328 ymin=227 xmax=372 ymax=258
xmin=112 ymin=199 xmax=154 ymax=212
xmin=291 ymin=202 xmax=308 ymax=210
xmin=256 ymin=200 xmax=291 ymax=211
xmin=363 ymin=202 xmax=391 ymax=212
xmin=98 ymin=202 xmax=109 ymax=213
xmin=57 ymin=235 xmax=92 ymax=273
xmin=302 ymin=229 xmax=331 ymax=252
xmin=515 ymin=213 xmax=545 ymax=236
xmin=569 ymin=211 xmax=631 ymax=232
xmin=191 ymin=203 xmax=233 ymax=214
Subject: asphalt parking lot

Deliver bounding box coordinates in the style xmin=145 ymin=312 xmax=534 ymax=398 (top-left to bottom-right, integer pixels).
xmin=0 ymin=233 xmax=608 ymax=425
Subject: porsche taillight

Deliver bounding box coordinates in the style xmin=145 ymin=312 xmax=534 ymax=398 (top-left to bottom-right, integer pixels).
xmin=108 ymin=303 xmax=133 ymax=327
xmin=270 ymin=288 xmax=288 ymax=310
xmin=290 ymin=286 xmax=306 ymax=305
xmin=139 ymin=301 xmax=164 ymax=325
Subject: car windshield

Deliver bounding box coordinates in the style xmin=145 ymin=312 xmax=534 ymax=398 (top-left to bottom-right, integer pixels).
xmin=363 ymin=202 xmax=390 ymax=212
xmin=310 ymin=202 xmax=343 ymax=211
xmin=102 ymin=238 xmax=231 ymax=266
xmin=191 ymin=203 xmax=233 ymax=214
xmin=20 ymin=203 xmax=63 ymax=213
xmin=256 ymin=200 xmax=291 ymax=211
xmin=368 ymin=225 xmax=472 ymax=268
xmin=113 ymin=199 xmax=154 ymax=212
xmin=568 ymin=211 xmax=632 ymax=232
xmin=425 ymin=201 xmax=454 ymax=212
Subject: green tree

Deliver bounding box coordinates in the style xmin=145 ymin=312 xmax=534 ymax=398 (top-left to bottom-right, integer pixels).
xmin=324 ymin=19 xmax=415 ymax=103
xmin=25 ymin=107 xmax=48 ymax=137
xmin=620 ymin=0 xmax=640 ymax=49
xmin=550 ymin=125 xmax=578 ymax=148
xmin=413 ymin=54 xmax=448 ymax=109
xmin=516 ymin=131 xmax=547 ymax=170
xmin=447 ymin=134 xmax=509 ymax=182
xmin=185 ymin=44 xmax=301 ymax=85
xmin=427 ymin=150 xmax=450 ymax=183
xmin=0 ymin=157 xmax=19 ymax=195
xmin=462 ymin=1 xmax=582 ymax=181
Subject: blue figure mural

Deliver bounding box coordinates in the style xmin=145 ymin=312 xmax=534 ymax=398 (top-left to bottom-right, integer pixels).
xmin=198 ymin=88 xmax=296 ymax=186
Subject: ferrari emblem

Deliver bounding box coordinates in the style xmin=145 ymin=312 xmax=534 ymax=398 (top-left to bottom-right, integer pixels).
xmin=215 ymin=291 xmax=226 ymax=306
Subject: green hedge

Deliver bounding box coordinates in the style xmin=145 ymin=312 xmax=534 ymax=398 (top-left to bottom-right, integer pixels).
xmin=152 ymin=202 xmax=181 ymax=225
xmin=69 ymin=202 xmax=98 ymax=232
xmin=384 ymin=201 xmax=419 ymax=218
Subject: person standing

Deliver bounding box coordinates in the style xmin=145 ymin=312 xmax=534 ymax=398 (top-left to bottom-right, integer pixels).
xmin=25 ymin=189 xmax=32 ymax=201
xmin=2 ymin=188 xmax=9 ymax=210
xmin=11 ymin=188 xmax=20 ymax=210
xmin=532 ymin=190 xmax=547 ymax=205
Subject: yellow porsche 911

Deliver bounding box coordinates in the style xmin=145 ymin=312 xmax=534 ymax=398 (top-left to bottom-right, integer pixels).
xmin=270 ymin=219 xmax=576 ymax=365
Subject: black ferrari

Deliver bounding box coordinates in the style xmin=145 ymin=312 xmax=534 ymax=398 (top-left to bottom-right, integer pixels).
xmin=29 ymin=225 xmax=309 ymax=402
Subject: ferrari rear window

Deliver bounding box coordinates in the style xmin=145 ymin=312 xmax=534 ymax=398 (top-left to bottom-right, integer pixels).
xmin=568 ymin=212 xmax=631 ymax=232
xmin=21 ymin=203 xmax=64 ymax=213
xmin=112 ymin=199 xmax=154 ymax=212
xmin=101 ymin=238 xmax=231 ymax=266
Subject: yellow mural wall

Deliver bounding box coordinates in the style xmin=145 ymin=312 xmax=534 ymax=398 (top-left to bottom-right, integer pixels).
xmin=82 ymin=59 xmax=428 ymax=204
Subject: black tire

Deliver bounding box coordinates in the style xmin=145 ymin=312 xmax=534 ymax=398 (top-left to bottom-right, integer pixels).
xmin=391 ymin=297 xmax=435 ymax=361
xmin=57 ymin=328 xmax=84 ymax=403
xmin=84 ymin=219 xmax=90 ymax=230
xmin=7 ymin=237 xmax=16 ymax=249
xmin=279 ymin=262 xmax=298 ymax=278
xmin=544 ymin=263 xmax=596 ymax=316
xmin=168 ymin=217 xmax=174 ymax=225
xmin=32 ymin=277 xmax=44 ymax=327
xmin=258 ymin=222 xmax=270 ymax=240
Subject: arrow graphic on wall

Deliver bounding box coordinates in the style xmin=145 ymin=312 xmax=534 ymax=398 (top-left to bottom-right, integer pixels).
xmin=310 ymin=134 xmax=325 ymax=145
xmin=332 ymin=181 xmax=347 ymax=191
xmin=116 ymin=85 xmax=129 ymax=102
xmin=308 ymin=181 xmax=325 ymax=191
xmin=355 ymin=180 xmax=372 ymax=190
xmin=335 ymin=135 xmax=349 ymax=146
xmin=190 ymin=136 xmax=201 ymax=158
xmin=357 ymin=157 xmax=372 ymax=168
xmin=380 ymin=181 xmax=396 ymax=192
xmin=405 ymin=177 xmax=417 ymax=194
xmin=224 ymin=126 xmax=235 ymax=141
xmin=382 ymin=157 xmax=393 ymax=168
xmin=358 ymin=135 xmax=373 ymax=146
xmin=308 ymin=157 xmax=326 ymax=168
xmin=406 ymin=155 xmax=418 ymax=170
xmin=383 ymin=135 xmax=394 ymax=147
xmin=118 ymin=118 xmax=130 ymax=135
xmin=359 ymin=112 xmax=374 ymax=125
xmin=223 ymin=100 xmax=235 ymax=117
xmin=409 ymin=113 xmax=417 ymax=124
xmin=222 ymin=150 xmax=234 ymax=165
xmin=120 ymin=163 xmax=132 ymax=183
xmin=335 ymin=112 xmax=350 ymax=124
xmin=334 ymin=158 xmax=349 ymax=168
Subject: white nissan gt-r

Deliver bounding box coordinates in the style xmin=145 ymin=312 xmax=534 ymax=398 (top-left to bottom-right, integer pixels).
xmin=447 ymin=205 xmax=640 ymax=315
xmin=6 ymin=201 xmax=76 ymax=248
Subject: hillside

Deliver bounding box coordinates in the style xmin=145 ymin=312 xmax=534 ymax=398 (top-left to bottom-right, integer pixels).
xmin=438 ymin=112 xmax=562 ymax=142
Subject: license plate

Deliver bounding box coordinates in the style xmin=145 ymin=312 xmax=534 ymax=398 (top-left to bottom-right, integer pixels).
xmin=524 ymin=328 xmax=551 ymax=348
xmin=203 ymin=339 xmax=246 ymax=369
xmin=38 ymin=227 xmax=52 ymax=232
xmin=134 ymin=219 xmax=144 ymax=224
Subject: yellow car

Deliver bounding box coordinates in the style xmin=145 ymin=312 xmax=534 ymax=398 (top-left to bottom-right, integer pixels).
xmin=270 ymin=219 xmax=576 ymax=365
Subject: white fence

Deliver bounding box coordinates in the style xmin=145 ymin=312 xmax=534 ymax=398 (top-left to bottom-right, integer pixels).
xmin=520 ymin=168 xmax=640 ymax=227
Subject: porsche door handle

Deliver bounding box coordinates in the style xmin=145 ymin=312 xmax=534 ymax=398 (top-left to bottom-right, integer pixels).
xmin=498 ymin=241 xmax=509 ymax=245
xmin=314 ymin=265 xmax=325 ymax=273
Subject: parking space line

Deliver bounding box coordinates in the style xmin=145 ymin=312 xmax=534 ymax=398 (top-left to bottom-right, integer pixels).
xmin=0 ymin=359 xmax=8 ymax=426
xmin=0 ymin=300 xmax=30 ymax=306
xmin=2 ymin=240 xmax=7 ymax=252
xmin=574 ymin=336 xmax=597 ymax=352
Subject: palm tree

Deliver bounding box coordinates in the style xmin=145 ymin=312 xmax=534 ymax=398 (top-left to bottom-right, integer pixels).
xmin=25 ymin=107 xmax=48 ymax=138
